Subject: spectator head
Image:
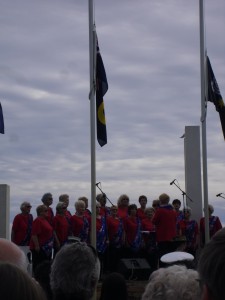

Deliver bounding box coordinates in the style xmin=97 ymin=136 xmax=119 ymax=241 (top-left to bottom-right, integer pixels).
xmin=159 ymin=193 xmax=170 ymax=205
xmin=41 ymin=193 xmax=53 ymax=207
xmin=0 ymin=262 xmax=46 ymax=300
xmin=100 ymin=272 xmax=128 ymax=300
xmin=50 ymin=242 xmax=100 ymax=300
xmin=142 ymin=264 xmax=200 ymax=300
xmin=198 ymin=228 xmax=225 ymax=300
xmin=0 ymin=238 xmax=27 ymax=271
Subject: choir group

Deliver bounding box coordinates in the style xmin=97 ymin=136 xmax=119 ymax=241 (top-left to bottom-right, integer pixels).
xmin=11 ymin=192 xmax=222 ymax=274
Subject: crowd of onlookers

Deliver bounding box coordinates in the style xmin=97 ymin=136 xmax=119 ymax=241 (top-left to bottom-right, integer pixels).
xmin=11 ymin=192 xmax=222 ymax=274
xmin=0 ymin=226 xmax=225 ymax=300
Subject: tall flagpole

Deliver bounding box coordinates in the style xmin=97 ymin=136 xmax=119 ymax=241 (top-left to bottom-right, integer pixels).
xmin=88 ymin=0 xmax=96 ymax=248
xmin=199 ymin=0 xmax=209 ymax=243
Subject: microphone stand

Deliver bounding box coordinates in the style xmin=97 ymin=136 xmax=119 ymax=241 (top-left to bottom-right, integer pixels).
xmin=171 ymin=181 xmax=194 ymax=208
xmin=217 ymin=193 xmax=225 ymax=199
xmin=96 ymin=184 xmax=114 ymax=206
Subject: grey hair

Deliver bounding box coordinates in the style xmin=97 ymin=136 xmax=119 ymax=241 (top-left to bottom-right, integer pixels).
xmin=20 ymin=201 xmax=31 ymax=211
xmin=50 ymin=242 xmax=100 ymax=300
xmin=75 ymin=200 xmax=85 ymax=210
xmin=183 ymin=206 xmax=192 ymax=213
xmin=56 ymin=202 xmax=65 ymax=213
xmin=208 ymin=204 xmax=214 ymax=214
xmin=117 ymin=194 xmax=129 ymax=206
xmin=144 ymin=207 xmax=155 ymax=214
xmin=142 ymin=265 xmax=200 ymax=300
xmin=36 ymin=205 xmax=47 ymax=216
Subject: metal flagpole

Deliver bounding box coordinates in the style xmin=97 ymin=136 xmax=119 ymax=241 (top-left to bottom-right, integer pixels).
xmin=88 ymin=0 xmax=96 ymax=248
xmin=199 ymin=0 xmax=209 ymax=243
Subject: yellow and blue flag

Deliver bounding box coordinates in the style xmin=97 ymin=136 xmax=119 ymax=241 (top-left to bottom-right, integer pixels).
xmin=96 ymin=36 xmax=108 ymax=147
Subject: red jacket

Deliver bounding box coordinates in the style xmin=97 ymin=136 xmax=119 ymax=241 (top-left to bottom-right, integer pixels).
xmin=152 ymin=205 xmax=177 ymax=242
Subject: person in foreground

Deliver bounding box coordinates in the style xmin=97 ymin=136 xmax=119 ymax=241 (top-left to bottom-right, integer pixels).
xmin=0 ymin=262 xmax=46 ymax=300
xmin=198 ymin=227 xmax=225 ymax=300
xmin=0 ymin=238 xmax=27 ymax=271
xmin=50 ymin=242 xmax=100 ymax=300
xmin=99 ymin=272 xmax=128 ymax=300
xmin=141 ymin=264 xmax=200 ymax=300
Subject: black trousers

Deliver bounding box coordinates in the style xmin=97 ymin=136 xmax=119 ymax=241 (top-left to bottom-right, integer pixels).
xmin=31 ymin=249 xmax=51 ymax=274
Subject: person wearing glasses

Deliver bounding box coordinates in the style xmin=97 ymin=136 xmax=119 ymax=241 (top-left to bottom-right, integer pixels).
xmin=59 ymin=193 xmax=72 ymax=221
xmin=41 ymin=193 xmax=54 ymax=225
xmin=11 ymin=201 xmax=33 ymax=247
xmin=30 ymin=205 xmax=54 ymax=272
xmin=117 ymin=194 xmax=130 ymax=220
xmin=52 ymin=202 xmax=70 ymax=255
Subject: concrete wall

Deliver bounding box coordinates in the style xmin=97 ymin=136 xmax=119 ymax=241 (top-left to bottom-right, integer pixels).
xmin=184 ymin=126 xmax=203 ymax=222
xmin=0 ymin=184 xmax=10 ymax=239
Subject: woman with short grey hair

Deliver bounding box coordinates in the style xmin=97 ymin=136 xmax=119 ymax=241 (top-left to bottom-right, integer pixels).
xmin=11 ymin=201 xmax=33 ymax=246
xmin=50 ymin=242 xmax=100 ymax=300
xmin=142 ymin=265 xmax=200 ymax=300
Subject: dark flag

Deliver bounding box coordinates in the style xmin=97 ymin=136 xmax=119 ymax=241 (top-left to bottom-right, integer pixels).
xmin=207 ymin=56 xmax=225 ymax=139
xmin=0 ymin=102 xmax=4 ymax=134
xmin=96 ymin=35 xmax=108 ymax=147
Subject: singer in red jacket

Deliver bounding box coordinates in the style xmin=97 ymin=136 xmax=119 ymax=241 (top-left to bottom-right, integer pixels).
xmin=152 ymin=193 xmax=177 ymax=260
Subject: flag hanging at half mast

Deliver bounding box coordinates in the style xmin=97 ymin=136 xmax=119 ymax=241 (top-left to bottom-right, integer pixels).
xmin=207 ymin=56 xmax=225 ymax=140
xmin=96 ymin=35 xmax=108 ymax=147
xmin=0 ymin=102 xmax=4 ymax=134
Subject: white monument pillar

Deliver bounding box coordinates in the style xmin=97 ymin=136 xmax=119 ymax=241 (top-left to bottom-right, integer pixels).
xmin=0 ymin=184 xmax=10 ymax=239
xmin=184 ymin=126 xmax=203 ymax=222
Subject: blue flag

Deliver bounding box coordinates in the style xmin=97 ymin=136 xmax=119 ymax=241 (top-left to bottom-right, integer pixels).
xmin=207 ymin=56 xmax=225 ymax=140
xmin=0 ymin=102 xmax=4 ymax=134
xmin=96 ymin=35 xmax=108 ymax=147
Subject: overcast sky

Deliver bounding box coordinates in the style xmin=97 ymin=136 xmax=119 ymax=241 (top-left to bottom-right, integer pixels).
xmin=0 ymin=0 xmax=225 ymax=223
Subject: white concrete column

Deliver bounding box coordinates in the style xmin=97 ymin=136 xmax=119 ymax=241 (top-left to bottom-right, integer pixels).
xmin=184 ymin=126 xmax=203 ymax=222
xmin=0 ymin=184 xmax=10 ymax=239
